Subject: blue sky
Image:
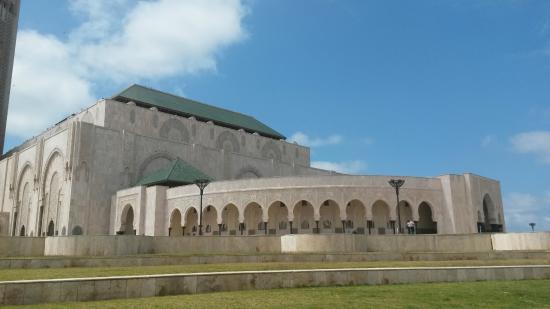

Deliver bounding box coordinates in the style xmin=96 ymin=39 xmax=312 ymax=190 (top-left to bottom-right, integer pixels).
xmin=6 ymin=0 xmax=550 ymax=232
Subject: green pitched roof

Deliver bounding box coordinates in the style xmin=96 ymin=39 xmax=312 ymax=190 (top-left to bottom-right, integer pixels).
xmin=136 ymin=159 xmax=213 ymax=187
xmin=112 ymin=84 xmax=286 ymax=140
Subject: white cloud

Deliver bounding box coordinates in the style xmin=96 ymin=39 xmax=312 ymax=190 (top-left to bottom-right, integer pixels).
xmin=8 ymin=0 xmax=248 ymax=140
xmin=311 ymin=160 xmax=366 ymax=174
xmin=8 ymin=31 xmax=94 ymax=138
xmin=77 ymin=0 xmax=247 ymax=82
xmin=288 ymin=132 xmax=343 ymax=147
xmin=504 ymin=192 xmax=550 ymax=232
xmin=510 ymin=131 xmax=550 ymax=163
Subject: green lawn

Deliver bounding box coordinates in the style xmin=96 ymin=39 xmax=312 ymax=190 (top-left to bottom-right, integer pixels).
xmin=0 ymin=259 xmax=548 ymax=282
xmin=7 ymin=280 xmax=550 ymax=308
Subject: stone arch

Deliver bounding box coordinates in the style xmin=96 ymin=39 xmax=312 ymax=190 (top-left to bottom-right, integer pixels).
xmin=268 ymin=201 xmax=289 ymax=235
xmin=216 ymin=131 xmax=240 ymax=154
xmin=184 ymin=207 xmax=198 ymax=236
xmin=372 ymin=200 xmax=391 ymax=235
xmin=293 ymin=200 xmax=314 ymax=234
xmin=202 ymin=205 xmax=218 ymax=235
xmin=47 ymin=220 xmax=54 ymax=237
xmin=346 ymin=200 xmax=366 ymax=234
xmin=320 ymin=200 xmax=341 ymax=233
xmin=72 ymin=226 xmax=83 ymax=236
xmin=15 ymin=165 xmax=33 ymax=237
xmin=397 ymin=200 xmax=413 ymax=233
xmin=62 ymin=226 xmax=66 ymax=236
xmin=261 ymin=140 xmax=282 ymax=161
xmin=41 ymin=149 xmax=64 ymax=188
xmin=159 ymin=118 xmax=190 ymax=143
xmin=482 ymin=194 xmax=501 ymax=233
xmin=221 ymin=204 xmax=239 ymax=235
xmin=138 ymin=153 xmax=174 ymax=180
xmin=169 ymin=209 xmax=183 ymax=237
xmin=19 ymin=225 xmax=25 ymax=237
xmin=235 ymin=166 xmax=262 ymax=180
xmin=120 ymin=204 xmax=135 ymax=235
xmin=417 ymin=202 xmax=437 ymax=234
xmin=243 ymin=202 xmax=263 ymax=235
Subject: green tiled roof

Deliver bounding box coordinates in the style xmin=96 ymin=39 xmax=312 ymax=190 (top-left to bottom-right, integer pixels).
xmin=136 ymin=158 xmax=213 ymax=187
xmin=112 ymin=84 xmax=286 ymax=140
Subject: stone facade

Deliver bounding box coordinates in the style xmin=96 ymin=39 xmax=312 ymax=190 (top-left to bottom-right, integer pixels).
xmin=0 ymin=91 xmax=505 ymax=237
xmin=0 ymin=98 xmax=328 ymax=237
xmin=114 ymin=173 xmax=504 ymax=237
xmin=0 ymin=0 xmax=19 ymax=154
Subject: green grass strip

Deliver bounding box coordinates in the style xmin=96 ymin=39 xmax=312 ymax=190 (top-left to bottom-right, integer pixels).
xmin=6 ymin=279 xmax=550 ymax=308
xmin=0 ymin=259 xmax=548 ymax=282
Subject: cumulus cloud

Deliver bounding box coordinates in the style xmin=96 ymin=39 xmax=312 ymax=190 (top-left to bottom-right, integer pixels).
xmin=311 ymin=160 xmax=366 ymax=174
xmin=510 ymin=131 xmax=550 ymax=163
xmin=288 ymin=132 xmax=343 ymax=147
xmin=504 ymin=192 xmax=550 ymax=232
xmin=8 ymin=31 xmax=94 ymax=138
xmin=8 ymin=0 xmax=247 ymax=139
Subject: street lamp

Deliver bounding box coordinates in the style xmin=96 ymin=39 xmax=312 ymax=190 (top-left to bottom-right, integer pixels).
xmin=529 ymin=222 xmax=536 ymax=232
xmin=388 ymin=179 xmax=405 ymax=234
xmin=194 ymin=179 xmax=211 ymax=236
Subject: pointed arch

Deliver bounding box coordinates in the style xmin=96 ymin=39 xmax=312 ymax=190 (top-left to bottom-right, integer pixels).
xmin=372 ymin=200 xmax=391 ymax=235
xmin=202 ymin=205 xmax=218 ymax=235
xmin=221 ymin=204 xmax=239 ymax=235
xmin=268 ymin=201 xmax=289 ymax=235
xmin=417 ymin=202 xmax=437 ymax=234
xmin=120 ymin=204 xmax=135 ymax=235
xmin=169 ymin=209 xmax=182 ymax=237
xmin=293 ymin=200 xmax=314 ymax=234
xmin=346 ymin=200 xmax=366 ymax=234
xmin=184 ymin=207 xmax=198 ymax=236
xmin=244 ymin=202 xmax=263 ymax=235
xmin=320 ymin=200 xmax=341 ymax=233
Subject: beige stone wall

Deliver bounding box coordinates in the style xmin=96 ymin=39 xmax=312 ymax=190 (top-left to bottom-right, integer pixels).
xmin=119 ymin=174 xmax=501 ymax=237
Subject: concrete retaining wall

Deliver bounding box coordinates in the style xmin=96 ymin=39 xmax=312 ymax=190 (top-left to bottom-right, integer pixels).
xmin=44 ymin=236 xmax=155 ymax=256
xmin=281 ymin=234 xmax=368 ymax=253
xmin=1 ymin=266 xmax=549 ymax=305
xmin=2 ymin=233 xmax=550 ymax=257
xmin=492 ymin=232 xmax=550 ymax=251
xmin=1 ymin=251 xmax=550 ymax=270
xmin=0 ymin=237 xmax=44 ymax=257
xmin=365 ymin=234 xmax=493 ymax=253
xmin=152 ymin=236 xmax=282 ymax=255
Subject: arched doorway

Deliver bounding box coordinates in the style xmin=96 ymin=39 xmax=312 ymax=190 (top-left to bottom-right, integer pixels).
xmin=19 ymin=225 xmax=25 ymax=237
xmin=346 ymin=200 xmax=366 ymax=234
xmin=372 ymin=200 xmax=390 ymax=235
xmin=120 ymin=205 xmax=135 ymax=235
xmin=47 ymin=220 xmax=55 ymax=237
xmin=222 ymin=204 xmax=239 ymax=235
xmin=293 ymin=200 xmax=314 ymax=234
xmin=482 ymin=194 xmax=502 ymax=233
xmin=169 ymin=209 xmax=182 ymax=237
xmin=268 ymin=201 xmax=289 ymax=235
xmin=418 ymin=202 xmax=437 ymax=234
xmin=398 ymin=201 xmax=413 ymax=234
xmin=184 ymin=207 xmax=198 ymax=236
xmin=320 ymin=200 xmax=341 ymax=233
xmin=202 ymin=206 xmax=218 ymax=235
xmin=244 ymin=202 xmax=263 ymax=235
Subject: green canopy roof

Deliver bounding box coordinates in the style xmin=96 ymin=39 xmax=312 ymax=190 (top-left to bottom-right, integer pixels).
xmin=136 ymin=159 xmax=213 ymax=187
xmin=112 ymin=84 xmax=286 ymax=140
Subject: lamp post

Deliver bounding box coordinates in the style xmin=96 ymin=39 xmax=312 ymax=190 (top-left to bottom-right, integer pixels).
xmin=194 ymin=179 xmax=211 ymax=236
xmin=529 ymin=222 xmax=536 ymax=232
xmin=388 ymin=179 xmax=405 ymax=234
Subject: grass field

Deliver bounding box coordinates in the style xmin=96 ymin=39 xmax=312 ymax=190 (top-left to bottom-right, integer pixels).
xmin=0 ymin=259 xmax=548 ymax=282
xmin=5 ymin=280 xmax=550 ymax=308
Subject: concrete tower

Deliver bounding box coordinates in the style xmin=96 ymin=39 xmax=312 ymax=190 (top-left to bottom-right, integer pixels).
xmin=0 ymin=0 xmax=19 ymax=154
